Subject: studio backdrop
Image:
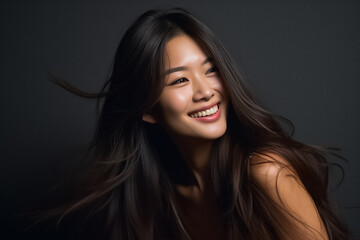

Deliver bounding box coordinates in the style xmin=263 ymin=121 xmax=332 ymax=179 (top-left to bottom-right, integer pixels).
xmin=1 ymin=0 xmax=359 ymax=238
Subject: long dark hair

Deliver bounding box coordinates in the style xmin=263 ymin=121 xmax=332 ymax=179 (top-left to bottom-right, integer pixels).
xmin=49 ymin=8 xmax=348 ymax=239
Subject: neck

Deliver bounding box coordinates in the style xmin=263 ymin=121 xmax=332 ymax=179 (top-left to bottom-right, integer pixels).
xmin=171 ymin=136 xmax=214 ymax=194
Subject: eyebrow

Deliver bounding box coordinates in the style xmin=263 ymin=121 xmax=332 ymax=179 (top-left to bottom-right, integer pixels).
xmin=165 ymin=57 xmax=212 ymax=75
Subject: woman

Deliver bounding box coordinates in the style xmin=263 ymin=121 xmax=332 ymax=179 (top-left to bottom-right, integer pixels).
xmin=51 ymin=8 xmax=348 ymax=240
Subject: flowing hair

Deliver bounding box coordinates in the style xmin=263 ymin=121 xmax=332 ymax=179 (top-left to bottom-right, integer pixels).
xmin=47 ymin=8 xmax=349 ymax=239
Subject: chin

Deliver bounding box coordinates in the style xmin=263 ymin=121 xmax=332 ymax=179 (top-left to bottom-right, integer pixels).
xmin=199 ymin=126 xmax=227 ymax=140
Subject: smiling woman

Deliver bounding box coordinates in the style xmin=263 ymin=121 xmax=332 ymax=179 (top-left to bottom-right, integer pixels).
xmin=47 ymin=8 xmax=349 ymax=240
xmin=143 ymin=34 xmax=228 ymax=142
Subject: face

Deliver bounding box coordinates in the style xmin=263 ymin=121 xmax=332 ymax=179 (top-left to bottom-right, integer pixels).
xmin=144 ymin=34 xmax=228 ymax=141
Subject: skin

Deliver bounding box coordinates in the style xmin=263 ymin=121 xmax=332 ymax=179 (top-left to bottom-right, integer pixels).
xmin=251 ymin=153 xmax=329 ymax=240
xmin=144 ymin=34 xmax=328 ymax=239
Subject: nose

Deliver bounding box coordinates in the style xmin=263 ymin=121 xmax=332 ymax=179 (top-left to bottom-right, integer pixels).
xmin=192 ymin=74 xmax=215 ymax=102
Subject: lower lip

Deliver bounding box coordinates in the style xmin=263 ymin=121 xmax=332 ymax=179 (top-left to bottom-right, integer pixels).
xmin=190 ymin=105 xmax=221 ymax=122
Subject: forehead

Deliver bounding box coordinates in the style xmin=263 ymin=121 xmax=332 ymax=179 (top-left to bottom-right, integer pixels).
xmin=164 ymin=34 xmax=207 ymax=67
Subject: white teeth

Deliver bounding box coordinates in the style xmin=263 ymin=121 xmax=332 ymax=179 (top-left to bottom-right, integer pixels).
xmin=190 ymin=105 xmax=219 ymax=118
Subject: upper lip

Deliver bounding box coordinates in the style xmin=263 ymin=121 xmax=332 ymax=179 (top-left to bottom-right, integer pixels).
xmin=188 ymin=102 xmax=220 ymax=115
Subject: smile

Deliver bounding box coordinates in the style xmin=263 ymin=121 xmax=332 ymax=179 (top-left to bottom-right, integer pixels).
xmin=189 ymin=104 xmax=219 ymax=118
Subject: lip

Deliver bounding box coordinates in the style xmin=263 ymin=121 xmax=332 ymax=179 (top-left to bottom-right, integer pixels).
xmin=187 ymin=102 xmax=219 ymax=115
xmin=188 ymin=103 xmax=221 ymax=122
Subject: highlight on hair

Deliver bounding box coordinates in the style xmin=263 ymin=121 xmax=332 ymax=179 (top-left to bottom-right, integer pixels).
xmin=45 ymin=8 xmax=349 ymax=239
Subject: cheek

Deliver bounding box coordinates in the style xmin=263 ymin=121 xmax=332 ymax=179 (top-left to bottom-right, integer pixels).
xmin=159 ymin=89 xmax=192 ymax=118
xmin=213 ymin=78 xmax=227 ymax=99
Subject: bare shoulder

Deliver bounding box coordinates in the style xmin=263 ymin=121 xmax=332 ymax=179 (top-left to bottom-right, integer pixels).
xmin=250 ymin=152 xmax=328 ymax=240
xmin=250 ymin=152 xmax=299 ymax=186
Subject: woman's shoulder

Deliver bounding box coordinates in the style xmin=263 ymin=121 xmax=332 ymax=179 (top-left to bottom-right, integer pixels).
xmin=249 ymin=151 xmax=309 ymax=204
xmin=249 ymin=151 xmax=298 ymax=180
xmin=249 ymin=152 xmax=328 ymax=239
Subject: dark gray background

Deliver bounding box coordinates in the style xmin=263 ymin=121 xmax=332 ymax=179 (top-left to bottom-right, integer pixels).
xmin=1 ymin=0 xmax=359 ymax=238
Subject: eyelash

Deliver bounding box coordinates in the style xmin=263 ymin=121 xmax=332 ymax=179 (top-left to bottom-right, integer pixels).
xmin=169 ymin=66 xmax=218 ymax=86
xmin=206 ymin=67 xmax=218 ymax=74
xmin=170 ymin=78 xmax=188 ymax=85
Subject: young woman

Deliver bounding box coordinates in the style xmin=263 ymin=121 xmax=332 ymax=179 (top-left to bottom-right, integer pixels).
xmin=51 ymin=8 xmax=349 ymax=240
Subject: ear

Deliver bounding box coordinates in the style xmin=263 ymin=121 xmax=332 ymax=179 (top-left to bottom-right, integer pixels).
xmin=142 ymin=113 xmax=157 ymax=124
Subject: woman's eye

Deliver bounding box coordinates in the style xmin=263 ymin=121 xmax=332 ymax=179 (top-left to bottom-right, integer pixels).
xmin=206 ymin=67 xmax=218 ymax=74
xmin=170 ymin=78 xmax=188 ymax=85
